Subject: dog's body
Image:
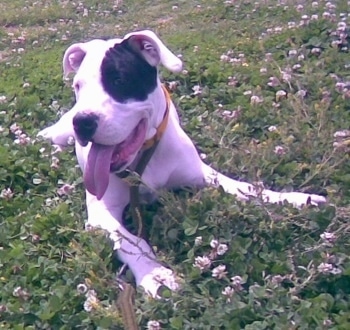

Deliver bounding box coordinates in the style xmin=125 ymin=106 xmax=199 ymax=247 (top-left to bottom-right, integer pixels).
xmin=38 ymin=30 xmax=326 ymax=297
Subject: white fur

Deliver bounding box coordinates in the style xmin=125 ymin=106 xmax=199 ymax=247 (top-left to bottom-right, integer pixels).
xmin=38 ymin=30 xmax=326 ymax=298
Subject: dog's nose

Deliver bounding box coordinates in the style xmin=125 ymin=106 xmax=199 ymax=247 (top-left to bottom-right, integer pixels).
xmin=73 ymin=112 xmax=99 ymax=145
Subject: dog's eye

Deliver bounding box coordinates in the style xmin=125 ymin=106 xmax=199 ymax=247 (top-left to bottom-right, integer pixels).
xmin=112 ymin=72 xmax=122 ymax=86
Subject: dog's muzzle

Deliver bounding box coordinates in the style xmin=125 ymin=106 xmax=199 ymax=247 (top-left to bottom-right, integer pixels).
xmin=73 ymin=112 xmax=99 ymax=146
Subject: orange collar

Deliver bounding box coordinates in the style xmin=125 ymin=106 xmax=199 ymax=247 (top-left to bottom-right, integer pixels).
xmin=142 ymin=85 xmax=171 ymax=150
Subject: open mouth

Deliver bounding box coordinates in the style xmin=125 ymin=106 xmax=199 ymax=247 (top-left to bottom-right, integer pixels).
xmin=83 ymin=118 xmax=147 ymax=200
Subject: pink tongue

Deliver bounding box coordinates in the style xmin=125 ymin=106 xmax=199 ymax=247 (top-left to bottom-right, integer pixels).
xmin=84 ymin=143 xmax=115 ymax=200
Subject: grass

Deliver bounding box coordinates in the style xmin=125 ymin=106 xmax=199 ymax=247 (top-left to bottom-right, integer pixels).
xmin=0 ymin=0 xmax=350 ymax=329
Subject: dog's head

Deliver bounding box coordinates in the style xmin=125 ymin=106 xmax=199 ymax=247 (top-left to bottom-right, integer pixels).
xmin=63 ymin=30 xmax=182 ymax=199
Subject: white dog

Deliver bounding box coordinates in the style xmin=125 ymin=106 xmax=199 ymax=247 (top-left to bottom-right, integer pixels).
xmin=38 ymin=30 xmax=326 ymax=297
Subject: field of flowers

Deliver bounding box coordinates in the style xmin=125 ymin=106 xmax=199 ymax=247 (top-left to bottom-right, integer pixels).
xmin=0 ymin=0 xmax=349 ymax=329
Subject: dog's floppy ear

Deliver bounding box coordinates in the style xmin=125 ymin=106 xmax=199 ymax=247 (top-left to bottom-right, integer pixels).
xmin=63 ymin=43 xmax=87 ymax=77
xmin=124 ymin=30 xmax=183 ymax=73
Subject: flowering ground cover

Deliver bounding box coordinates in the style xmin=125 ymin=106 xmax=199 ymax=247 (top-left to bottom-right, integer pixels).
xmin=0 ymin=0 xmax=349 ymax=328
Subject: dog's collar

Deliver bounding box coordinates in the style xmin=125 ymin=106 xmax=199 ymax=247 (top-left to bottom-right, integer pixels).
xmin=142 ymin=84 xmax=171 ymax=150
xmin=115 ymin=84 xmax=171 ymax=180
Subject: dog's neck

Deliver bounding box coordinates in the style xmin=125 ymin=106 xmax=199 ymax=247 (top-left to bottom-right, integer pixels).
xmin=115 ymin=85 xmax=171 ymax=177
xmin=142 ymin=85 xmax=171 ymax=150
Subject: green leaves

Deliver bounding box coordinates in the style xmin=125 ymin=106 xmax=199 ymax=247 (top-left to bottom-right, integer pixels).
xmin=182 ymin=217 xmax=199 ymax=236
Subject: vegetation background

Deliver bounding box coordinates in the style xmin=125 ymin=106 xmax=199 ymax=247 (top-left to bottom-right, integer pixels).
xmin=0 ymin=0 xmax=349 ymax=329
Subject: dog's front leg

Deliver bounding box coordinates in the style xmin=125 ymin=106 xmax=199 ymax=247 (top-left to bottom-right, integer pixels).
xmin=37 ymin=107 xmax=78 ymax=147
xmin=201 ymin=163 xmax=326 ymax=208
xmin=86 ymin=193 xmax=179 ymax=297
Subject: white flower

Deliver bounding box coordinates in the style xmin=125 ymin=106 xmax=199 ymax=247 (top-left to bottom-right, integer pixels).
xmin=217 ymin=244 xmax=228 ymax=256
xmin=167 ymin=81 xmax=178 ymax=91
xmin=334 ymin=129 xmax=350 ymax=138
xmin=14 ymin=133 xmax=31 ymax=145
xmin=293 ymin=64 xmax=301 ymax=70
xmin=250 ymin=95 xmax=264 ymax=104
xmin=288 ymin=49 xmax=297 ymax=57
xmin=192 ymin=85 xmax=202 ymax=96
xmin=0 ymin=188 xmax=14 ymax=199
xmin=317 ymin=262 xmax=342 ymax=275
xmin=210 ymin=239 xmax=219 ymax=249
xmin=12 ymin=286 xmax=29 ymax=299
xmin=323 ymin=319 xmax=333 ymax=326
xmin=220 ymin=110 xmax=241 ymax=120
xmin=320 ymin=232 xmax=336 ymax=244
xmin=274 ymin=145 xmax=286 ymax=155
xmin=268 ymin=76 xmax=280 ymax=87
xmin=222 ymin=286 xmax=234 ymax=302
xmin=212 ymin=265 xmax=227 ymax=279
xmin=231 ymin=276 xmax=244 ymax=291
xmin=322 ymin=11 xmax=331 ymax=19
xmin=271 ymin=275 xmax=284 ymax=285
xmin=194 ymin=236 xmax=203 ymax=246
xmin=193 ymin=256 xmax=211 ymax=271
xmin=317 ymin=262 xmax=334 ymax=274
xmin=265 ymin=53 xmax=273 ymax=61
xmin=57 ymin=183 xmax=75 ymax=196
xmin=10 ymin=123 xmax=21 ymax=134
xmin=83 ymin=290 xmax=99 ymax=312
xmin=77 ymin=283 xmax=88 ymax=294
xmin=147 ymin=320 xmax=161 ymax=330
xmin=311 ymin=47 xmax=321 ymax=55
xmin=281 ymin=71 xmax=291 ymax=82
xmin=268 ymin=125 xmax=277 ymax=132
xmin=13 ymin=286 xmax=22 ymax=297
xmin=220 ymin=54 xmax=230 ymax=62
xmin=295 ymin=89 xmax=306 ymax=98
xmin=51 ymin=156 xmax=60 ymax=169
xmin=288 ymin=21 xmax=296 ymax=29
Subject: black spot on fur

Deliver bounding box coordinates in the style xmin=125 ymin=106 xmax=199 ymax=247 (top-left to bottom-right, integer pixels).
xmin=100 ymin=38 xmax=157 ymax=103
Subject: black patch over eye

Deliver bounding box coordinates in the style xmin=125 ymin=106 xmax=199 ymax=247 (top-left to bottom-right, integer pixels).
xmin=111 ymin=72 xmax=122 ymax=86
xmin=100 ymin=39 xmax=157 ymax=103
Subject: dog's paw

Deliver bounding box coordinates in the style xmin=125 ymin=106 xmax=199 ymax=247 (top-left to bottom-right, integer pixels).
xmin=138 ymin=266 xmax=179 ymax=298
xmin=37 ymin=126 xmax=75 ymax=148
xmin=37 ymin=127 xmax=53 ymax=140
xmin=279 ymin=192 xmax=326 ymax=208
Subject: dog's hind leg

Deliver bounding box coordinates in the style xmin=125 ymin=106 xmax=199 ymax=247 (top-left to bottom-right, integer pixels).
xmin=200 ymin=162 xmax=326 ymax=208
